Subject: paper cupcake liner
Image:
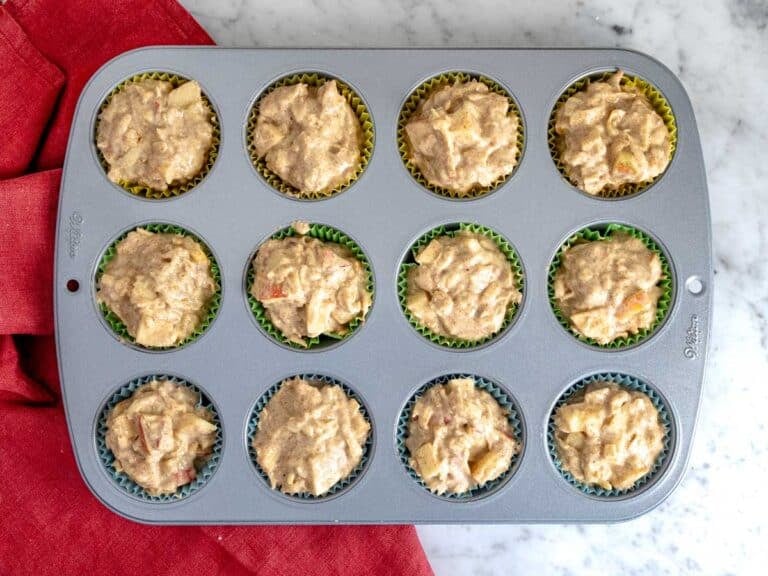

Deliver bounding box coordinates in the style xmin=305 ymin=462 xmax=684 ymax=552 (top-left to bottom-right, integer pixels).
xmin=94 ymin=72 xmax=221 ymax=199
xmin=548 ymin=223 xmax=673 ymax=349
xmin=548 ymin=70 xmax=677 ymax=198
xmin=397 ymin=72 xmax=525 ymax=199
xmin=398 ymin=223 xmax=524 ymax=349
xmin=95 ymin=223 xmax=222 ymax=351
xmin=397 ymin=374 xmax=523 ymax=500
xmin=96 ymin=374 xmax=223 ymax=502
xmin=246 ymin=72 xmax=374 ymax=200
xmin=247 ymin=223 xmax=374 ymax=349
xmin=246 ymin=374 xmax=373 ymax=500
xmin=547 ymin=372 xmax=672 ymax=498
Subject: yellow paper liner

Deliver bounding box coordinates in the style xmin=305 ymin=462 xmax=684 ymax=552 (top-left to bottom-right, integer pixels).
xmin=548 ymin=70 xmax=677 ymax=198
xmin=397 ymin=72 xmax=525 ymax=199
xmin=94 ymin=72 xmax=221 ymax=199
xmin=246 ymin=73 xmax=374 ymax=200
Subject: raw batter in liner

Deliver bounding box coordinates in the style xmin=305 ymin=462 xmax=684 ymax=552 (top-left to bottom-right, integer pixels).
xmin=105 ymin=379 xmax=217 ymax=496
xmin=96 ymin=79 xmax=215 ymax=191
xmin=406 ymin=230 xmax=521 ymax=342
xmin=252 ymin=377 xmax=370 ymax=496
xmin=553 ymin=232 xmax=663 ymax=345
xmin=406 ymin=378 xmax=519 ymax=495
xmin=97 ymin=228 xmax=217 ymax=348
xmin=554 ymin=71 xmax=671 ymax=195
xmin=251 ymin=224 xmax=371 ymax=346
xmin=404 ymin=80 xmax=519 ymax=194
xmin=252 ymin=80 xmax=362 ymax=196
xmin=554 ymin=381 xmax=665 ymax=490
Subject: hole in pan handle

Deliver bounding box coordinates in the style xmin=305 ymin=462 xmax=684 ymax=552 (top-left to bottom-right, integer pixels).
xmin=685 ymin=276 xmax=704 ymax=296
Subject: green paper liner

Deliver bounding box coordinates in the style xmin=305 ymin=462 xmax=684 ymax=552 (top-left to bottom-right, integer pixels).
xmin=96 ymin=374 xmax=223 ymax=502
xmin=548 ymin=70 xmax=678 ymax=198
xmin=548 ymin=223 xmax=673 ymax=349
xmin=398 ymin=223 xmax=524 ymax=349
xmin=246 ymin=223 xmax=374 ymax=349
xmin=397 ymin=374 xmax=523 ymax=500
xmin=246 ymin=73 xmax=374 ymax=200
xmin=94 ymin=72 xmax=221 ymax=199
xmin=95 ymin=223 xmax=222 ymax=351
xmin=397 ymin=72 xmax=525 ymax=199
xmin=247 ymin=374 xmax=373 ymax=500
xmin=548 ymin=372 xmax=672 ymax=497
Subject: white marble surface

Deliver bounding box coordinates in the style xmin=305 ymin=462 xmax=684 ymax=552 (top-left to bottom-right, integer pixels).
xmin=179 ymin=1 xmax=768 ymax=574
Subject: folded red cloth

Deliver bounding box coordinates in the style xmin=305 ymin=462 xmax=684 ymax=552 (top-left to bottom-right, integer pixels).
xmin=0 ymin=2 xmax=433 ymax=574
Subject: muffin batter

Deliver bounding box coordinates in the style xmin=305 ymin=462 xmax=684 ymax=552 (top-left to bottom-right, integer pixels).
xmin=252 ymin=229 xmax=371 ymax=346
xmin=554 ymin=71 xmax=671 ymax=195
xmin=252 ymin=80 xmax=362 ymax=195
xmin=554 ymin=381 xmax=665 ymax=490
xmin=553 ymin=232 xmax=663 ymax=344
xmin=253 ymin=377 xmax=370 ymax=496
xmin=105 ymin=379 xmax=217 ymax=496
xmin=97 ymin=228 xmax=217 ymax=348
xmin=96 ymin=79 xmax=215 ymax=191
xmin=404 ymin=80 xmax=519 ymax=194
xmin=406 ymin=378 xmax=518 ymax=495
xmin=406 ymin=230 xmax=520 ymax=341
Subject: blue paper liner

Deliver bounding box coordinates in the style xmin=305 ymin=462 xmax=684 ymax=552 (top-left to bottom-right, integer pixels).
xmin=547 ymin=372 xmax=672 ymax=498
xmin=397 ymin=374 xmax=523 ymax=500
xmin=96 ymin=374 xmax=223 ymax=502
xmin=247 ymin=374 xmax=373 ymax=500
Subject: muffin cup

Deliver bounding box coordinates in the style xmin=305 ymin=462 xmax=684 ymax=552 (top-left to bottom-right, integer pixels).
xmin=95 ymin=223 xmax=222 ymax=351
xmin=548 ymin=223 xmax=673 ymax=349
xmin=547 ymin=372 xmax=672 ymax=498
xmin=397 ymin=374 xmax=523 ymax=500
xmin=397 ymin=72 xmax=525 ymax=199
xmin=246 ymin=72 xmax=374 ymax=200
xmin=95 ymin=374 xmax=223 ymax=502
xmin=246 ymin=374 xmax=373 ymax=500
xmin=246 ymin=222 xmax=374 ymax=350
xmin=94 ymin=72 xmax=221 ymax=199
xmin=398 ymin=223 xmax=524 ymax=349
xmin=548 ymin=70 xmax=677 ymax=199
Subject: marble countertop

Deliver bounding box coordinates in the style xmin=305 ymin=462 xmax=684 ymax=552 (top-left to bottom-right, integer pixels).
xmin=179 ymin=1 xmax=767 ymax=574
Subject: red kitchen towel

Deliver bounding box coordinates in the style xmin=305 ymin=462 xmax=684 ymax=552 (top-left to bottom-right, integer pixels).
xmin=0 ymin=2 xmax=433 ymax=575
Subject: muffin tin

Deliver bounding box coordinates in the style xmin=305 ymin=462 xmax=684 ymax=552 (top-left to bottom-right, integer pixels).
xmin=55 ymin=48 xmax=711 ymax=524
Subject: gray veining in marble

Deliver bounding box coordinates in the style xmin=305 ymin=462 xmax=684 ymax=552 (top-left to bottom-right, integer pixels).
xmin=178 ymin=1 xmax=767 ymax=574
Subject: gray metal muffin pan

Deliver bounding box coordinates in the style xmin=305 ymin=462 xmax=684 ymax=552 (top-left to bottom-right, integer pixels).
xmin=55 ymin=48 xmax=712 ymax=524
